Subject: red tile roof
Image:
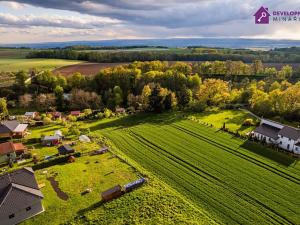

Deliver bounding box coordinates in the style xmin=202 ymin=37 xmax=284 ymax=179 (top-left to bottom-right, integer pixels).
xmin=0 ymin=142 xmax=26 ymax=155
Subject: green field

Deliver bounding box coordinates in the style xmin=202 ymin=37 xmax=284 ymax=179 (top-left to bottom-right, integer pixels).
xmin=85 ymin=112 xmax=300 ymax=225
xmin=0 ymin=58 xmax=82 ymax=72
xmin=17 ymin=123 xmax=215 ymax=225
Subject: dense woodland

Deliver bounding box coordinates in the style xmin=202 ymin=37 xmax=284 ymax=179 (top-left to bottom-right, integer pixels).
xmin=27 ymin=47 xmax=300 ymax=63
xmin=0 ymin=60 xmax=300 ymax=121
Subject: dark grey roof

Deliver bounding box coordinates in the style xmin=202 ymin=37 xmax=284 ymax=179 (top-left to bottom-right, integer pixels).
xmin=278 ymin=126 xmax=300 ymax=140
xmin=0 ymin=121 xmax=20 ymax=132
xmin=58 ymin=144 xmax=73 ymax=152
xmin=0 ymin=124 xmax=11 ymax=134
xmin=254 ymin=123 xmax=281 ymax=139
xmin=0 ymin=167 xmax=43 ymax=214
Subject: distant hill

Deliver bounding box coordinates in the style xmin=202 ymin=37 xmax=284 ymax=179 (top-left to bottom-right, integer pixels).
xmin=2 ymin=38 xmax=300 ymax=49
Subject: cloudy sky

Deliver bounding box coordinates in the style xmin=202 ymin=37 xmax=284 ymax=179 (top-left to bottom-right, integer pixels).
xmin=0 ymin=0 xmax=300 ymax=43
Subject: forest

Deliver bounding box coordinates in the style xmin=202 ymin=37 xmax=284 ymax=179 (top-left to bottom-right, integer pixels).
xmin=0 ymin=60 xmax=300 ymax=121
xmin=26 ymin=47 xmax=300 ymax=63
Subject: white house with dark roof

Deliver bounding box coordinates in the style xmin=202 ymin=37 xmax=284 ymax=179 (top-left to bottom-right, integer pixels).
xmin=0 ymin=167 xmax=44 ymax=225
xmin=253 ymin=119 xmax=300 ymax=154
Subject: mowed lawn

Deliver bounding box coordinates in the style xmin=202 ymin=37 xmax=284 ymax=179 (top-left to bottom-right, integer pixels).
xmin=0 ymin=58 xmax=82 ymax=72
xmin=88 ymin=112 xmax=300 ymax=225
xmin=21 ymin=153 xmax=139 ymax=225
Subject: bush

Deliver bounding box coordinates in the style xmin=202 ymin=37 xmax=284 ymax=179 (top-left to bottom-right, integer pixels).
xmin=32 ymin=152 xmax=81 ymax=170
xmin=243 ymin=118 xmax=254 ymax=126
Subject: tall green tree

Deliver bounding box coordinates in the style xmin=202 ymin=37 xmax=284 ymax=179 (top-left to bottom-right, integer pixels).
xmin=0 ymin=98 xmax=8 ymax=120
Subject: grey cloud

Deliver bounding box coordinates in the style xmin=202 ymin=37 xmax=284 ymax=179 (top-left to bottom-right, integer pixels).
xmin=3 ymin=0 xmax=271 ymax=28
xmin=0 ymin=13 xmax=119 ymax=29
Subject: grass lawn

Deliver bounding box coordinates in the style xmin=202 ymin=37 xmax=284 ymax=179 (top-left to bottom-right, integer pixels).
xmin=84 ymin=112 xmax=300 ymax=225
xmin=21 ymin=153 xmax=139 ymax=225
xmin=191 ymin=109 xmax=258 ymax=134
xmin=0 ymin=58 xmax=83 ymax=72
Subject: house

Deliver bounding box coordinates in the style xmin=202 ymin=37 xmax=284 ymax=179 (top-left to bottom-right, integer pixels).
xmin=0 ymin=142 xmax=27 ymax=164
xmin=70 ymin=111 xmax=81 ymax=117
xmin=253 ymin=119 xmax=300 ymax=154
xmin=0 ymin=142 xmax=16 ymax=164
xmin=58 ymin=144 xmax=75 ymax=155
xmin=0 ymin=121 xmax=28 ymax=138
xmin=0 ymin=167 xmax=44 ymax=225
xmin=41 ymin=135 xmax=61 ymax=146
xmin=48 ymin=112 xmax=62 ymax=120
xmin=115 ymin=107 xmax=126 ymax=114
xmin=24 ymin=112 xmax=38 ymax=120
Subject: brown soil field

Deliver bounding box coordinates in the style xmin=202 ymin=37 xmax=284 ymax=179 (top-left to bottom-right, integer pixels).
xmin=53 ymin=61 xmax=300 ymax=77
xmin=53 ymin=62 xmax=128 ymax=76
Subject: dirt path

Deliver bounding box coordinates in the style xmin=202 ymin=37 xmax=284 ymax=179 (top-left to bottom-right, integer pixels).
xmin=47 ymin=176 xmax=69 ymax=201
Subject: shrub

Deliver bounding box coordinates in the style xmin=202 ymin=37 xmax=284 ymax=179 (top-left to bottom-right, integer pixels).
xmin=243 ymin=118 xmax=254 ymax=126
xmin=32 ymin=152 xmax=81 ymax=170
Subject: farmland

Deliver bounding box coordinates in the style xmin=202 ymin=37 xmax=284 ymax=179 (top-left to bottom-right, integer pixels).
xmin=0 ymin=58 xmax=82 ymax=72
xmin=86 ymin=112 xmax=300 ymax=225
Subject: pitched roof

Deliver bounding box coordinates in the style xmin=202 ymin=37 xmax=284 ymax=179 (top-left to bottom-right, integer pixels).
xmin=0 ymin=121 xmax=28 ymax=134
xmin=254 ymin=123 xmax=281 ymax=139
xmin=0 ymin=167 xmax=43 ymax=213
xmin=0 ymin=142 xmax=15 ymax=155
xmin=14 ymin=124 xmax=28 ymax=132
xmin=278 ymin=126 xmax=300 ymax=140
xmin=25 ymin=112 xmax=37 ymax=116
xmin=58 ymin=144 xmax=74 ymax=152
xmin=42 ymin=135 xmax=60 ymax=141
xmin=0 ymin=120 xmax=19 ymax=132
xmin=12 ymin=143 xmax=26 ymax=152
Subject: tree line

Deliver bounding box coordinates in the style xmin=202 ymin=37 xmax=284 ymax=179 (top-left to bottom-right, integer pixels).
xmin=0 ymin=60 xmax=300 ymax=121
xmin=26 ymin=46 xmax=300 ymax=63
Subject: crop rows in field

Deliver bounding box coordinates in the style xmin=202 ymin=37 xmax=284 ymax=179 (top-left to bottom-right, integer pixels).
xmin=102 ymin=119 xmax=300 ymax=225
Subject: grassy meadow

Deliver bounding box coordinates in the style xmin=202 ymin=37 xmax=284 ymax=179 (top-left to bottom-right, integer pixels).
xmin=0 ymin=58 xmax=82 ymax=72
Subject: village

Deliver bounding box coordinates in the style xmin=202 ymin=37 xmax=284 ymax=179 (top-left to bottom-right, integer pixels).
xmin=0 ymin=107 xmax=148 ymax=225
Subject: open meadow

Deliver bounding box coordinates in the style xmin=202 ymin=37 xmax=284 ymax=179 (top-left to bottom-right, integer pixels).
xmin=84 ymin=112 xmax=300 ymax=225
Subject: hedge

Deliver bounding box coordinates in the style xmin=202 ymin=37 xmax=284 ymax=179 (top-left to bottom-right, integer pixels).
xmin=32 ymin=152 xmax=81 ymax=170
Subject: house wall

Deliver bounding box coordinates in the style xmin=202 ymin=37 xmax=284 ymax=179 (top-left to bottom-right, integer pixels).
xmin=278 ymin=136 xmax=295 ymax=152
xmin=253 ymin=132 xmax=276 ymax=144
xmin=0 ymin=132 xmax=12 ymax=138
xmin=0 ymin=201 xmax=43 ymax=225
xmin=293 ymin=145 xmax=300 ymax=154
xmin=0 ymin=153 xmax=16 ymax=164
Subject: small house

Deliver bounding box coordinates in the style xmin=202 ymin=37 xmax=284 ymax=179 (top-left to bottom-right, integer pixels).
xmin=70 ymin=111 xmax=81 ymax=117
xmin=101 ymin=185 xmax=122 ymax=202
xmin=24 ymin=112 xmax=38 ymax=120
xmin=58 ymin=144 xmax=75 ymax=155
xmin=41 ymin=135 xmax=61 ymax=146
xmin=0 ymin=167 xmax=44 ymax=225
xmin=0 ymin=142 xmax=16 ymax=164
xmin=48 ymin=112 xmax=62 ymax=120
xmin=115 ymin=107 xmax=126 ymax=114
xmin=0 ymin=121 xmax=28 ymax=138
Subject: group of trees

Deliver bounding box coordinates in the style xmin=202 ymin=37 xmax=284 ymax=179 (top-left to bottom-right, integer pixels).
xmin=1 ymin=60 xmax=300 ymax=121
xmin=27 ymin=47 xmax=300 ymax=63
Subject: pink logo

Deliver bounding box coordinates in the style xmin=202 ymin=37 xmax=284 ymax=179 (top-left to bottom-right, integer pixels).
xmin=254 ymin=6 xmax=271 ymax=24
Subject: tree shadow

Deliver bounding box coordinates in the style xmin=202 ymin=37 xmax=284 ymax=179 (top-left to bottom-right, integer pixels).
xmin=239 ymin=140 xmax=298 ymax=167
xmin=89 ymin=112 xmax=186 ymax=132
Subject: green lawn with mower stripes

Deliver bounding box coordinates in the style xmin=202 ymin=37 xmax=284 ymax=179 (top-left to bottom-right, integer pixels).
xmin=90 ymin=112 xmax=300 ymax=225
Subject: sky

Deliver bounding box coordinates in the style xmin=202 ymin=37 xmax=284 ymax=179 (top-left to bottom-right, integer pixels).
xmin=0 ymin=0 xmax=300 ymax=43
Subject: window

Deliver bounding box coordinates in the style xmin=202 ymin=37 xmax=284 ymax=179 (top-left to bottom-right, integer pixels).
xmin=26 ymin=207 xmax=31 ymax=211
xmin=280 ymin=141 xmax=282 ymax=144
xmin=287 ymin=144 xmax=290 ymax=150
xmin=9 ymin=214 xmax=15 ymax=219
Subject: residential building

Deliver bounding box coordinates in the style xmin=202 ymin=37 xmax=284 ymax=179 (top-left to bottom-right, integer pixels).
xmin=0 ymin=167 xmax=44 ymax=225
xmin=253 ymin=119 xmax=300 ymax=154
xmin=0 ymin=121 xmax=28 ymax=138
